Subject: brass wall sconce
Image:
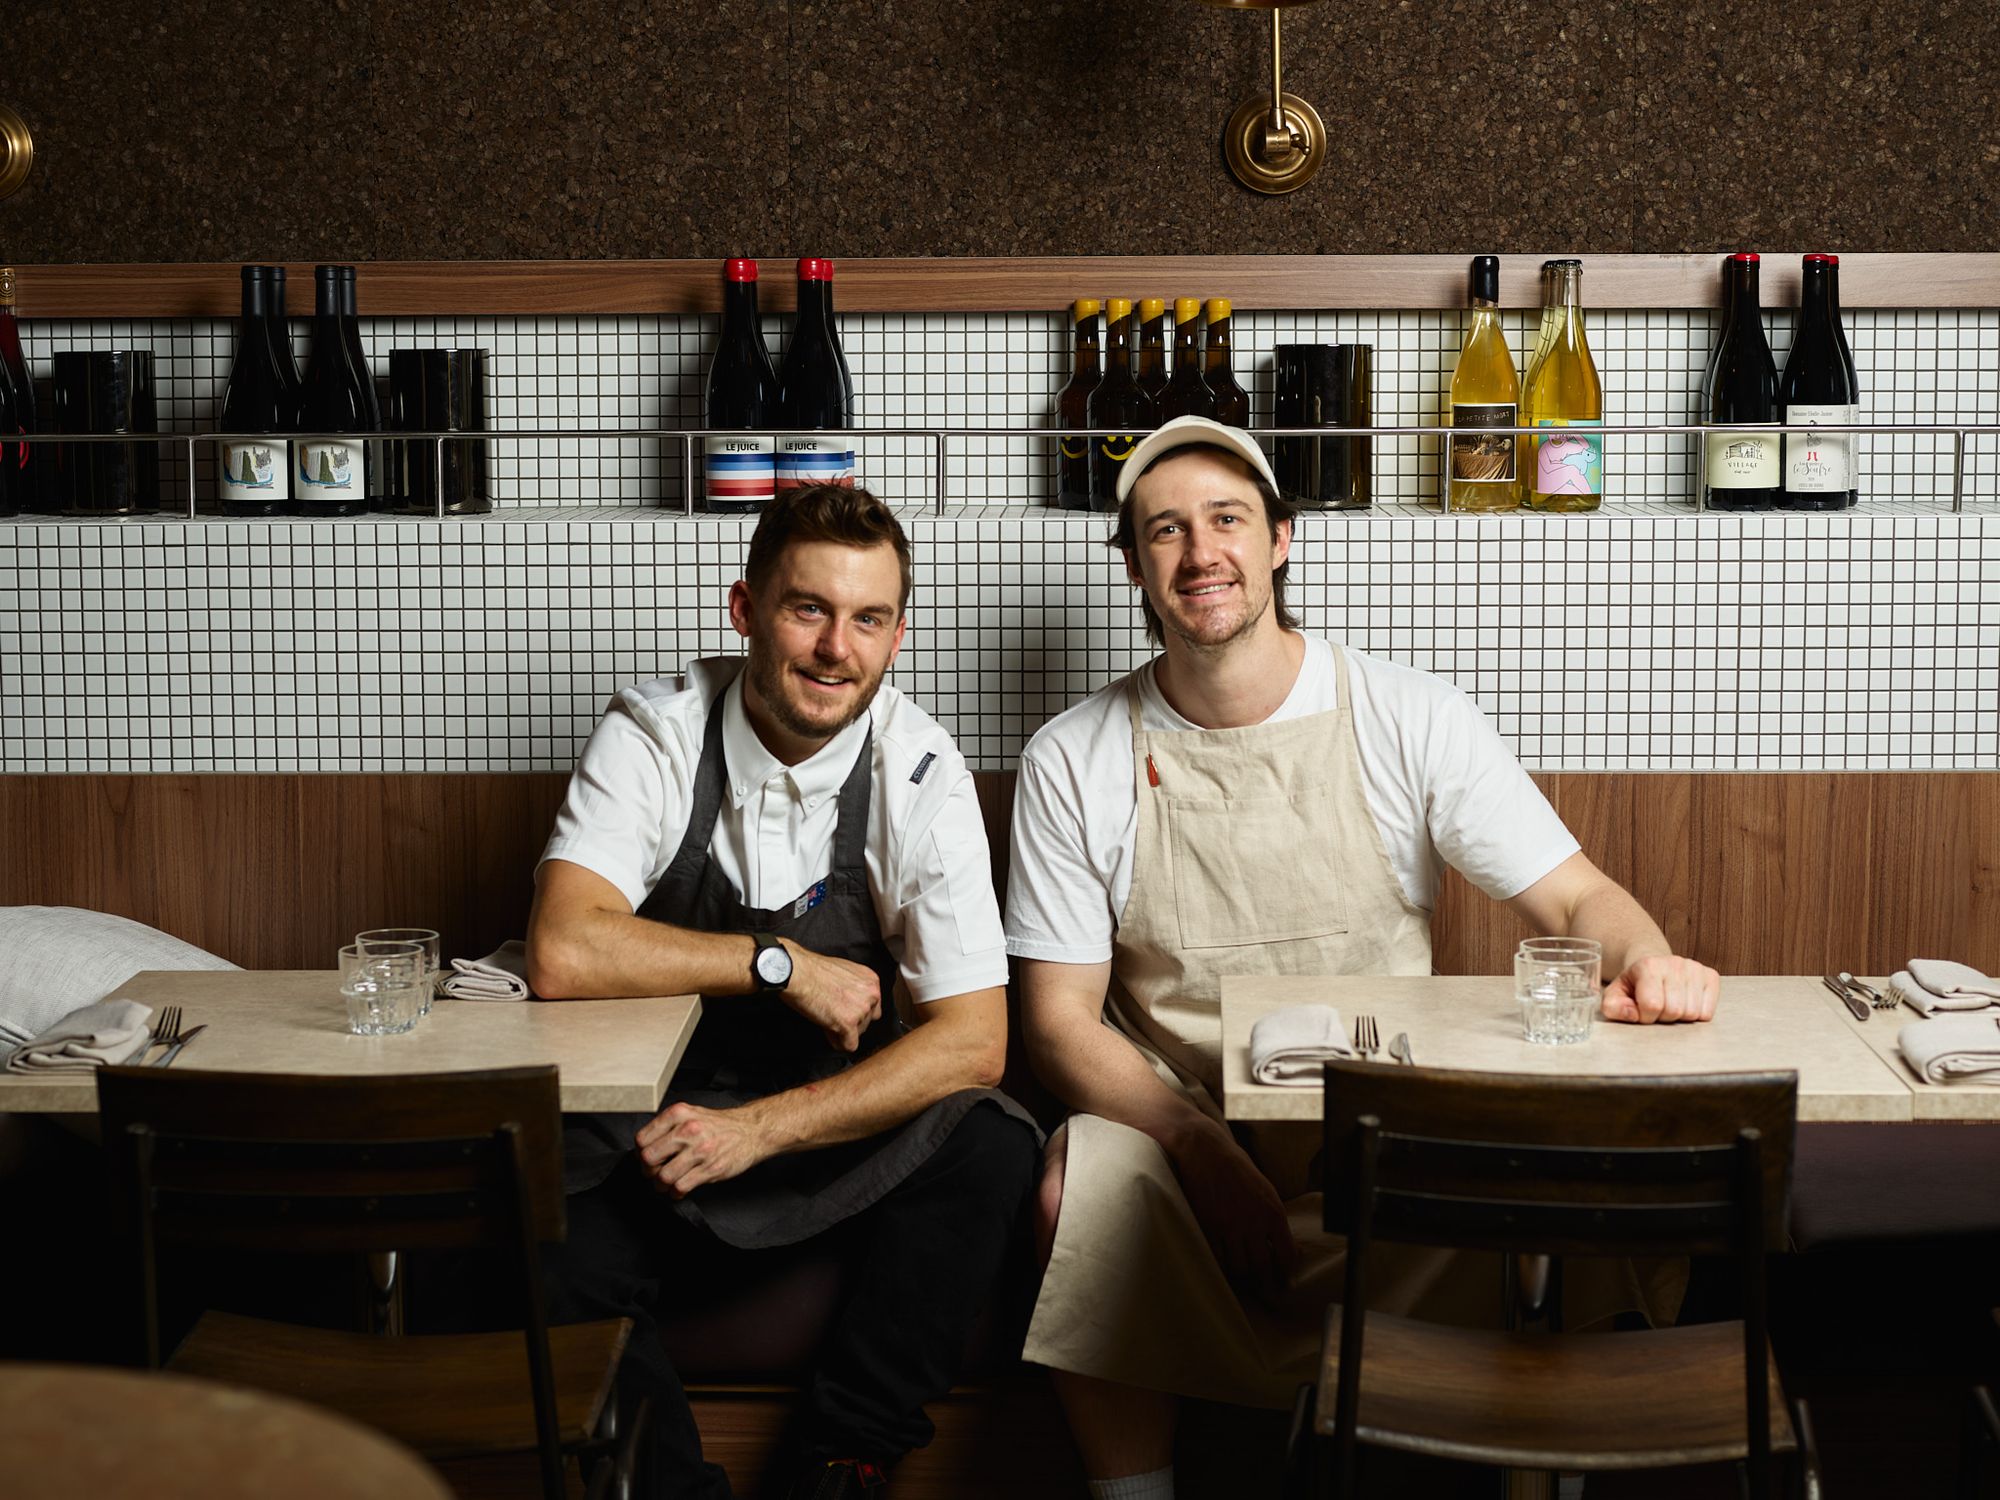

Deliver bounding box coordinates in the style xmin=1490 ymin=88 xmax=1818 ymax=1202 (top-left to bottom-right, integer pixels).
xmin=1196 ymin=0 xmax=1326 ymax=196
xmin=0 ymin=105 xmax=34 ymax=201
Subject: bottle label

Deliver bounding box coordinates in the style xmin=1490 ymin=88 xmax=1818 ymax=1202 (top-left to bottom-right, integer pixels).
xmin=297 ymin=441 xmax=364 ymax=503
xmin=1533 ymin=419 xmax=1604 ymax=498
xmin=219 ymin=440 xmax=289 ymax=502
xmin=1060 ymin=436 xmax=1089 ymax=461
xmin=1098 ymin=434 xmax=1138 ymax=465
xmin=776 ymin=434 xmax=855 ymax=490
xmin=1705 ymin=432 xmax=1780 ymax=488
xmin=1449 ymin=404 xmax=1516 ymax=483
xmin=706 ymin=435 xmax=776 ymax=507
xmin=1784 ymin=405 xmax=1857 ymax=492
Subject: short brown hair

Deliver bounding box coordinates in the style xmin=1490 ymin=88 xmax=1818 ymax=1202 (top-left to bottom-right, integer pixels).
xmin=1107 ymin=443 xmax=1301 ymax=645
xmin=744 ymin=485 xmax=914 ymax=612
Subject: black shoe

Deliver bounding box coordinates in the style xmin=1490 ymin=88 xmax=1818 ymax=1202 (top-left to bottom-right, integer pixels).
xmin=784 ymin=1458 xmax=888 ymax=1499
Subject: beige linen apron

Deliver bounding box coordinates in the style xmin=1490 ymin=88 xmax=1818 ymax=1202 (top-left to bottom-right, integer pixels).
xmin=1022 ymin=648 xmax=1674 ymax=1408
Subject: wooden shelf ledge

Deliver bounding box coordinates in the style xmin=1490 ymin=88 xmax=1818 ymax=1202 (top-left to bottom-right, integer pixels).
xmin=12 ymin=254 xmax=2000 ymax=319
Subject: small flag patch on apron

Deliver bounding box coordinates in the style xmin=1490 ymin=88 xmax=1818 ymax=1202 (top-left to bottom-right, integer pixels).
xmin=793 ymin=879 xmax=830 ymax=918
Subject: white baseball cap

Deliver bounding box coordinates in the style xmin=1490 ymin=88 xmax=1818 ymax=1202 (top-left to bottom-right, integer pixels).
xmin=1114 ymin=416 xmax=1279 ymax=507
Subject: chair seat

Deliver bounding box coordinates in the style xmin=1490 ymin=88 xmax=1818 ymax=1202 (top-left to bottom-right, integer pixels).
xmin=169 ymin=1309 xmax=629 ymax=1462
xmin=1313 ymin=1310 xmax=1797 ymax=1471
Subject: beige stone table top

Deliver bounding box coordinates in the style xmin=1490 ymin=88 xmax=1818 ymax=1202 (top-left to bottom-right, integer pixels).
xmin=0 ymin=970 xmax=701 ymax=1115
xmin=1816 ymin=975 xmax=2000 ymax=1121
xmin=1220 ymin=975 xmax=1933 ymax=1124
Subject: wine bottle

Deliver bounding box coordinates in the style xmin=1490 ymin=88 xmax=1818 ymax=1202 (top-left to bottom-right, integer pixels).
xmin=1780 ymin=253 xmax=1860 ymax=511
xmin=1088 ymin=298 xmax=1156 ymax=510
xmin=1523 ymin=261 xmax=1560 ymax=389
xmin=1523 ymin=259 xmax=1604 ymax=513
xmin=1201 ymin=298 xmax=1250 ymax=428
xmin=1157 ymin=297 xmax=1217 ymax=422
xmin=1053 ymin=298 xmax=1102 ymax=510
xmin=264 ymin=264 xmax=303 ymax=429
xmin=217 ymin=266 xmax=295 ymax=516
xmin=776 ymin=257 xmax=855 ymax=491
xmin=0 ymin=339 xmax=17 ymax=517
xmin=1446 ymin=254 xmax=1522 ymax=512
xmin=1135 ymin=297 xmax=1169 ymax=405
xmin=0 ymin=266 xmax=38 ymax=513
xmin=1702 ymin=253 xmax=1781 ymax=511
xmin=295 ymin=266 xmax=376 ymax=516
xmin=705 ymin=257 xmax=780 ymax=512
xmin=334 ymin=267 xmax=382 ymax=433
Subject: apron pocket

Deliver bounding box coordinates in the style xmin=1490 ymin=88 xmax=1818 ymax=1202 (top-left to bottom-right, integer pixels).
xmin=1165 ymin=785 xmax=1349 ymax=949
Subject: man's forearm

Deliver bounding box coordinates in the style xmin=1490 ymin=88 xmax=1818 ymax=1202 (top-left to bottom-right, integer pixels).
xmin=528 ymin=903 xmax=756 ymax=1000
xmin=1564 ymin=880 xmax=1672 ymax=978
xmin=1025 ymin=997 xmax=1215 ymax=1159
xmin=742 ymin=997 xmax=1006 ymax=1153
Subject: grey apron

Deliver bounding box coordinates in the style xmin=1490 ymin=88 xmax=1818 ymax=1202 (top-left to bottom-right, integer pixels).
xmin=563 ymin=684 xmax=1037 ymax=1249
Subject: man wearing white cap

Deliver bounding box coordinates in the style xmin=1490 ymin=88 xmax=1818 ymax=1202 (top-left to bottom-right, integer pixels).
xmin=1006 ymin=416 xmax=1722 ymax=1497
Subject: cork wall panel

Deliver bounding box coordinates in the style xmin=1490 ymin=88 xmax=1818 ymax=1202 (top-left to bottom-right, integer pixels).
xmin=3 ymin=0 xmax=1995 ymax=261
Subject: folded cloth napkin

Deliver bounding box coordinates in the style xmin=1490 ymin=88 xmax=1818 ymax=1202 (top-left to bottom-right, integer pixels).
xmin=1906 ymin=958 xmax=2000 ymax=1003
xmin=1889 ymin=966 xmax=2000 ymax=1016
xmin=4 ymin=999 xmax=155 ymax=1073
xmin=1898 ymin=1014 xmax=2000 ymax=1085
xmin=1249 ymin=1004 xmax=1354 ymax=1086
xmin=440 ymin=940 xmax=532 ymax=1002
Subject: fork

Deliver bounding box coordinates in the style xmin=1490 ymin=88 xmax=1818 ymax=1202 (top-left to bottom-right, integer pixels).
xmin=144 ymin=1005 xmax=183 ymax=1062
xmin=1351 ymin=1013 xmax=1380 ymax=1062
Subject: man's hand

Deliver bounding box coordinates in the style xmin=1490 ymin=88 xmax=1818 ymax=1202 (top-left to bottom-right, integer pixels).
xmin=1602 ymin=954 xmax=1721 ymax=1024
xmin=779 ymin=941 xmax=884 ymax=1051
xmin=1171 ymin=1120 xmax=1298 ymax=1300
xmin=636 ymin=1100 xmax=777 ymax=1197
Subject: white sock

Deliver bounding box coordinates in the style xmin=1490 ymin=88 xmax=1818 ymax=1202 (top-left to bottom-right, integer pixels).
xmin=1087 ymin=1467 xmax=1174 ymax=1500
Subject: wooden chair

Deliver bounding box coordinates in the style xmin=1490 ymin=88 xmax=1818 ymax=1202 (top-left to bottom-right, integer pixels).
xmin=1300 ymin=1064 xmax=1815 ymax=1499
xmin=98 ymin=1065 xmax=642 ymax=1500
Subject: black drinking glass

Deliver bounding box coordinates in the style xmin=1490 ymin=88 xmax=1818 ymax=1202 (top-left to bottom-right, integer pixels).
xmin=51 ymin=351 xmax=160 ymax=515
xmin=388 ymin=348 xmax=490 ymax=515
xmin=1273 ymin=343 xmax=1371 ymax=511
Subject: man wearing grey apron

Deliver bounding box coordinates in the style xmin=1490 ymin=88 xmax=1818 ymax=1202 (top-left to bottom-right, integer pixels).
xmin=1006 ymin=417 xmax=1722 ymax=1500
xmin=528 ymin=486 xmax=1039 ymax=1500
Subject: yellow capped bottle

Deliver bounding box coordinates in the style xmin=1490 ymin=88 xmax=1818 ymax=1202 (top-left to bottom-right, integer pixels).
xmin=1087 ymin=299 xmax=1155 ymax=510
xmin=1445 ymin=255 xmax=1522 ymax=511
xmin=1522 ymin=258 xmax=1603 ymax=512
xmin=1158 ymin=297 xmax=1217 ymax=420
xmin=1201 ymin=299 xmax=1250 ymax=428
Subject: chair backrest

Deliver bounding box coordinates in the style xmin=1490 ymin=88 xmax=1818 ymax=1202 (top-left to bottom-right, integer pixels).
xmin=98 ymin=1065 xmax=566 ymax=1256
xmin=1321 ymin=1064 xmax=1797 ymax=1258
xmin=1318 ymin=1062 xmax=1799 ymax=1499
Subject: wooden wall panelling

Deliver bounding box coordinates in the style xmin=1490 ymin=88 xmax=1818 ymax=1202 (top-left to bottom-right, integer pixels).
xmin=0 ymin=775 xmax=304 ymax=969
xmin=1864 ymin=774 xmax=2000 ymax=977
xmin=16 ymin=254 xmax=2000 ymax=320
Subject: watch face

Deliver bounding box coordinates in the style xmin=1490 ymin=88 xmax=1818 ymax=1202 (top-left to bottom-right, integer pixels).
xmin=754 ymin=943 xmax=791 ymax=986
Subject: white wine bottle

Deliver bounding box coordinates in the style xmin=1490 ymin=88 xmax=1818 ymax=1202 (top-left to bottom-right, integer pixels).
xmin=1523 ymin=261 xmax=1560 ymax=388
xmin=1445 ymin=255 xmax=1521 ymax=512
xmin=1523 ymin=259 xmax=1604 ymax=512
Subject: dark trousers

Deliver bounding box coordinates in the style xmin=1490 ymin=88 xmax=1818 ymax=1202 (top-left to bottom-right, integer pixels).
xmin=544 ymin=1103 xmax=1038 ymax=1499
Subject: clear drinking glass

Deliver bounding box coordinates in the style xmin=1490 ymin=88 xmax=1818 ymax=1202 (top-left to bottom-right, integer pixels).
xmin=356 ymin=927 xmax=442 ymax=1016
xmin=339 ymin=941 xmax=425 ymax=1036
xmin=1514 ymin=938 xmax=1602 ymax=1045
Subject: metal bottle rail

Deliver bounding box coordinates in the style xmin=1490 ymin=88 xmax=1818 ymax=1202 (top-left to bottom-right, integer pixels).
xmin=25 ymin=420 xmax=2000 ymax=517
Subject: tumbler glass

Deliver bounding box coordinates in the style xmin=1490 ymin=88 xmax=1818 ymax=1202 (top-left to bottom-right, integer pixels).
xmin=1514 ymin=938 xmax=1601 ymax=1045
xmin=338 ymin=941 xmax=425 ymax=1035
xmin=356 ymin=927 xmax=442 ymax=1016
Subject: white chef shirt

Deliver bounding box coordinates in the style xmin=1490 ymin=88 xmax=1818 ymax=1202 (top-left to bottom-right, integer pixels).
xmin=542 ymin=657 xmax=1008 ymax=1004
xmin=1005 ymin=637 xmax=1581 ymax=965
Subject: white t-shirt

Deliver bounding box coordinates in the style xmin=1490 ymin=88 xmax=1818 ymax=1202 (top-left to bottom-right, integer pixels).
xmin=1005 ymin=637 xmax=1580 ymax=965
xmin=542 ymin=658 xmax=1009 ymax=1004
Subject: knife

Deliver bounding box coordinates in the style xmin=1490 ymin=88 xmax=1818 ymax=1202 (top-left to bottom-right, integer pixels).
xmin=1821 ymin=975 xmax=1870 ymax=1022
xmin=1390 ymin=1032 xmax=1414 ymax=1066
xmin=152 ymin=1024 xmax=207 ymax=1068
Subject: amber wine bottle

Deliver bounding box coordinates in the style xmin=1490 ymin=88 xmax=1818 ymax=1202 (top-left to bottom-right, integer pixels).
xmin=1523 ymin=259 xmax=1604 ymax=512
xmin=1445 ymin=255 xmax=1521 ymax=512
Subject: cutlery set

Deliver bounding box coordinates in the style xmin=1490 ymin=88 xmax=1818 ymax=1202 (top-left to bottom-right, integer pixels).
xmin=1822 ymin=973 xmax=1902 ymax=1020
xmin=1351 ymin=1015 xmax=1418 ymax=1065
xmin=141 ymin=1006 xmax=206 ymax=1067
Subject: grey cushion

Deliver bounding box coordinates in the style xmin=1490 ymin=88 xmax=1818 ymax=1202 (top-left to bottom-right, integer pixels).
xmin=0 ymin=907 xmax=237 ymax=1048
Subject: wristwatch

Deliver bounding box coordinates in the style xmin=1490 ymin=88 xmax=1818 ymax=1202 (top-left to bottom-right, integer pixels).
xmin=750 ymin=932 xmax=793 ymax=994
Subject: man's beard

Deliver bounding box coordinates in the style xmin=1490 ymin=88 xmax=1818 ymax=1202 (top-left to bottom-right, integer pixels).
xmin=1161 ymin=570 xmax=1271 ymax=654
xmin=746 ymin=637 xmax=886 ymax=745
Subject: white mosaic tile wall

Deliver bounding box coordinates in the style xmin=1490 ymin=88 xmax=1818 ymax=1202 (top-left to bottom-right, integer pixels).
xmin=3 ymin=306 xmax=1997 ymax=776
